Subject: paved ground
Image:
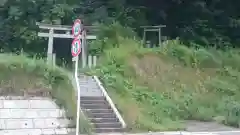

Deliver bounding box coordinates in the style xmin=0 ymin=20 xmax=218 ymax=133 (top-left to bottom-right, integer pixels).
xmin=96 ymin=131 xmax=240 ymax=135
xmin=0 ymin=96 xmax=75 ymax=135
xmin=185 ymin=120 xmax=239 ymax=132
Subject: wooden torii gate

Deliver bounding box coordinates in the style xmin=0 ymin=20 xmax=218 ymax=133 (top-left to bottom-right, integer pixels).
xmin=141 ymin=25 xmax=166 ymax=47
xmin=36 ymin=22 xmax=97 ymax=68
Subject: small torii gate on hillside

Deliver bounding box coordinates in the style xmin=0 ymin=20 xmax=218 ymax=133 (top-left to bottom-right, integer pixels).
xmin=141 ymin=25 xmax=166 ymax=47
xmin=36 ymin=22 xmax=97 ymax=68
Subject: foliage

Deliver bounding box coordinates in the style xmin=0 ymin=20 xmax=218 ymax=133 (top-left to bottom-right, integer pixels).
xmin=0 ymin=53 xmax=92 ymax=134
xmin=87 ymin=35 xmax=240 ymax=131
xmin=1 ymin=0 xmax=240 ymax=58
xmin=88 ymin=22 xmax=138 ymax=56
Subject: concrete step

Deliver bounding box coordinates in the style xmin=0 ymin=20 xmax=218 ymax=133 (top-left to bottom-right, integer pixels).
xmin=93 ymin=128 xmax=124 ymax=133
xmin=78 ymin=85 xmax=101 ymax=90
xmin=80 ymin=96 xmax=105 ymax=101
xmin=81 ymin=100 xmax=106 ymax=104
xmin=92 ymin=122 xmax=122 ymax=128
xmin=78 ymin=75 xmax=93 ymax=79
xmin=85 ymin=109 xmax=113 ymax=114
xmin=87 ymin=113 xmax=116 ymax=119
xmin=78 ymin=79 xmax=94 ymax=82
xmin=90 ymin=118 xmax=119 ymax=123
xmin=81 ymin=104 xmax=111 ymax=110
xmin=80 ymin=96 xmax=124 ymax=133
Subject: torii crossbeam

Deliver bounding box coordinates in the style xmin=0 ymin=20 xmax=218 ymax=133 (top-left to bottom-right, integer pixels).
xmin=36 ymin=22 xmax=97 ymax=68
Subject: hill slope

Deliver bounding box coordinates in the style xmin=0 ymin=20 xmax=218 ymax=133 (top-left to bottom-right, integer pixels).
xmin=89 ymin=39 xmax=240 ymax=132
xmin=0 ymin=53 xmax=91 ymax=134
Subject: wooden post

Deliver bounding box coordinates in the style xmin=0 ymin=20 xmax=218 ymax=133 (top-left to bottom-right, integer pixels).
xmin=52 ymin=53 xmax=56 ymax=67
xmin=47 ymin=29 xmax=54 ymax=64
xmin=158 ymin=27 xmax=162 ymax=46
xmin=93 ymin=56 xmax=97 ymax=67
xmin=88 ymin=55 xmax=92 ymax=68
xmin=82 ymin=30 xmax=87 ymax=68
xmin=84 ymin=30 xmax=88 ymax=65
xmin=143 ymin=29 xmax=146 ymax=45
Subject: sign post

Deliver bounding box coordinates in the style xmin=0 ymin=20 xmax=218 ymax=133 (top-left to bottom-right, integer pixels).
xmin=72 ymin=19 xmax=82 ymax=135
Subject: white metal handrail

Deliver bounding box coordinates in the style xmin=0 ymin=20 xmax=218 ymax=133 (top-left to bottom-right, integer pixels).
xmin=68 ymin=73 xmax=92 ymax=133
xmin=93 ymin=76 xmax=126 ymax=128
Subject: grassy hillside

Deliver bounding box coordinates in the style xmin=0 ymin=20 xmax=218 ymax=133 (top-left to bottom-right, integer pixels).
xmin=88 ymin=38 xmax=240 ymax=132
xmin=0 ymin=53 xmax=91 ymax=134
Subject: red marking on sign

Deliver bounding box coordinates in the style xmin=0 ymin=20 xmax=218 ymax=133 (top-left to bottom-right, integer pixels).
xmin=72 ymin=19 xmax=81 ymax=37
xmin=71 ymin=38 xmax=81 ymax=57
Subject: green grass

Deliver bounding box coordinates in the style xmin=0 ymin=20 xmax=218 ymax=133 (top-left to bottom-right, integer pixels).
xmin=87 ymin=38 xmax=240 ymax=132
xmin=0 ymin=53 xmax=92 ymax=134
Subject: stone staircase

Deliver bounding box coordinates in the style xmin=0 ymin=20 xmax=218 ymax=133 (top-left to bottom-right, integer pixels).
xmin=81 ymin=96 xmax=123 ymax=133
xmin=78 ymin=75 xmax=125 ymax=133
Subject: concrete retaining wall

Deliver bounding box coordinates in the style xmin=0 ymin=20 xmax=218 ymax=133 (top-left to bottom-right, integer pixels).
xmin=0 ymin=96 xmax=75 ymax=135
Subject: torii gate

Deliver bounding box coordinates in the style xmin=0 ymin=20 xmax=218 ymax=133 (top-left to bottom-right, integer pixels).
xmin=141 ymin=25 xmax=166 ymax=47
xmin=36 ymin=22 xmax=97 ymax=68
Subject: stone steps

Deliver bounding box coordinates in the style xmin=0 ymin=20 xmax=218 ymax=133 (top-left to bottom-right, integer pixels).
xmin=90 ymin=117 xmax=119 ymax=123
xmin=77 ymin=74 xmax=125 ymax=133
xmin=86 ymin=109 xmax=113 ymax=114
xmin=88 ymin=112 xmax=116 ymax=119
xmin=81 ymin=96 xmax=124 ymax=133
xmin=81 ymin=104 xmax=112 ymax=110
xmin=94 ymin=128 xmax=124 ymax=133
xmin=93 ymin=123 xmax=122 ymax=128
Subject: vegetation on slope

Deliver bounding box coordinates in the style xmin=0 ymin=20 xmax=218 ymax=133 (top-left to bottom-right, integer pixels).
xmin=87 ymin=36 xmax=240 ymax=132
xmin=0 ymin=53 xmax=91 ymax=134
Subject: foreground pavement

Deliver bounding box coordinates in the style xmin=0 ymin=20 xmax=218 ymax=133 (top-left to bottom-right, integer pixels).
xmin=96 ymin=131 xmax=240 ymax=135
